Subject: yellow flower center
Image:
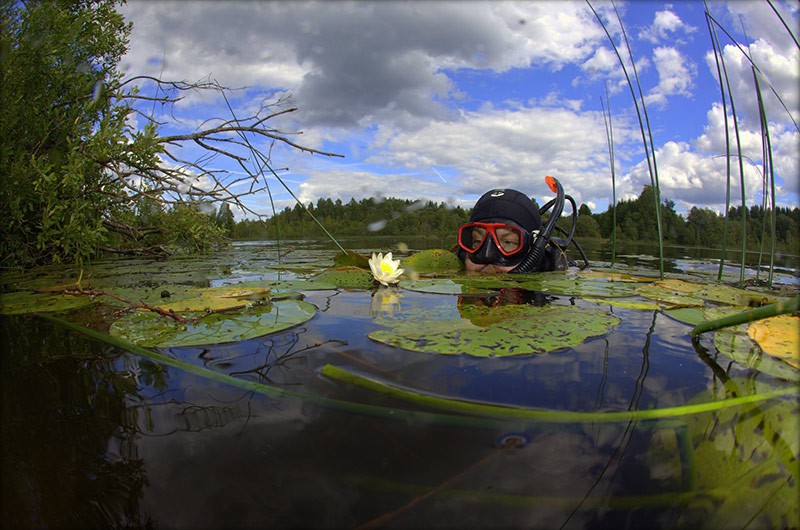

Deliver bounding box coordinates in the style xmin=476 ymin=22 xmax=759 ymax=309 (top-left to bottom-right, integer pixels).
xmin=380 ymin=262 xmax=394 ymax=275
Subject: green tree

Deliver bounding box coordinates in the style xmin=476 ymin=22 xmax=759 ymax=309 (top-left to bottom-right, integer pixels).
xmin=1 ymin=0 xmax=340 ymax=267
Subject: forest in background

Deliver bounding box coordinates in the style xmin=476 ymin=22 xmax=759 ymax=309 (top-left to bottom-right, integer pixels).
xmin=230 ymin=185 xmax=800 ymax=253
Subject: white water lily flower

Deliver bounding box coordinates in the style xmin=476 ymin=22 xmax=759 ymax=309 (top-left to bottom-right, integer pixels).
xmin=369 ymin=252 xmax=404 ymax=286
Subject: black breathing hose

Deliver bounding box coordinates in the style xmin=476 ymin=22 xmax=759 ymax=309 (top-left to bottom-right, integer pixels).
xmin=512 ymin=176 xmax=564 ymax=273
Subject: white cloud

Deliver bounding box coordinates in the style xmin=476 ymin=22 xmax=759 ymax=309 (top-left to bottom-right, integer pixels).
xmin=638 ymin=9 xmax=696 ymax=44
xmin=646 ymin=46 xmax=696 ymax=107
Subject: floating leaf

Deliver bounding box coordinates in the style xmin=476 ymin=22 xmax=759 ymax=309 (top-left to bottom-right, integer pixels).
xmin=402 ymin=249 xmax=463 ymax=274
xmin=583 ymin=297 xmax=661 ymax=311
xmin=155 ymin=285 xmax=272 ymax=312
xmin=369 ymin=303 xmax=620 ymax=357
xmin=109 ymin=300 xmax=318 ymax=347
xmin=0 ymin=290 xmax=96 ymax=314
xmin=663 ymin=307 xmax=707 ymax=326
xmin=312 ymin=267 xmax=375 ymax=289
xmin=577 ymin=269 xmax=655 ymax=283
xmin=333 ymin=251 xmax=370 ymax=268
xmin=402 ymin=278 xmax=502 ymax=295
xmin=711 ymin=308 xmax=799 ymax=381
xmin=636 ymin=281 xmax=706 ymax=308
xmin=638 ymin=278 xmax=777 ymax=308
xmin=518 ymin=273 xmax=639 ymax=298
xmin=748 ymin=315 xmax=800 ymax=369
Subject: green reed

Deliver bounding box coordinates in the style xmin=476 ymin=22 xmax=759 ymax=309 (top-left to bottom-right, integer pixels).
xmin=600 ymin=84 xmax=616 ymax=266
xmin=587 ymin=0 xmax=664 ymax=278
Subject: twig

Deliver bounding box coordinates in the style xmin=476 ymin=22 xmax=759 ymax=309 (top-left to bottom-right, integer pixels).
xmin=63 ymin=288 xmax=187 ymax=323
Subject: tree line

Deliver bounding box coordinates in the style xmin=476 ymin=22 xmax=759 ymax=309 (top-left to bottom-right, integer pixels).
xmin=229 ymin=186 xmax=799 ymax=253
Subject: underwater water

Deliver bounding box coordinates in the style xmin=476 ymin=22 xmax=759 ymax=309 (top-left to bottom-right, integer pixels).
xmin=1 ymin=238 xmax=798 ymax=529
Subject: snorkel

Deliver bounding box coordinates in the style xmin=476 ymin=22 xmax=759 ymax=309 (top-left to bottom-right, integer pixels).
xmin=511 ymin=176 xmax=564 ymax=273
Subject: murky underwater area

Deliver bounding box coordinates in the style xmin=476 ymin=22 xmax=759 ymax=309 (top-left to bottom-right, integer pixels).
xmin=1 ymin=239 xmax=798 ymax=529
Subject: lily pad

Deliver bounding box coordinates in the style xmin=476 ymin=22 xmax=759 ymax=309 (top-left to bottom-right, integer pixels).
xmin=109 ymin=300 xmax=318 ymax=347
xmin=711 ymin=308 xmax=799 ymax=381
xmin=578 ymin=269 xmax=656 ymax=283
xmin=155 ymin=285 xmax=272 ymax=312
xmin=638 ymin=278 xmax=777 ymax=308
xmin=636 ymin=281 xmax=706 ymax=308
xmin=333 ymin=251 xmax=371 ymax=268
xmin=748 ymin=315 xmax=800 ymax=369
xmin=518 ymin=273 xmax=639 ymax=298
xmin=662 ymin=307 xmax=707 ymax=326
xmin=0 ymin=289 xmax=96 ymax=314
xmin=369 ymin=303 xmax=620 ymax=357
xmin=583 ymin=297 xmax=661 ymax=311
xmin=402 ymin=249 xmax=463 ymax=274
xmin=402 ymin=278 xmax=502 ymax=295
xmin=312 ymin=267 xmax=375 ymax=289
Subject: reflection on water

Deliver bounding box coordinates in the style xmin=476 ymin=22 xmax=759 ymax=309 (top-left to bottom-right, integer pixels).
xmin=1 ymin=241 xmax=797 ymax=529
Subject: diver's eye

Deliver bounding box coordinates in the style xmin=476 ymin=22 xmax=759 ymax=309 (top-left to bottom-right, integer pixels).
xmin=470 ymin=227 xmax=487 ymax=249
xmin=495 ymin=228 xmax=521 ymax=252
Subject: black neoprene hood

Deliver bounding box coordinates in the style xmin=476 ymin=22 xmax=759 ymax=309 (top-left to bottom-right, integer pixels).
xmin=468 ymin=189 xmax=541 ymax=232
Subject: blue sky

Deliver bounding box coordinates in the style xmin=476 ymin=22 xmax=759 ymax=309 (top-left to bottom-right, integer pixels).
xmin=119 ymin=1 xmax=799 ymax=220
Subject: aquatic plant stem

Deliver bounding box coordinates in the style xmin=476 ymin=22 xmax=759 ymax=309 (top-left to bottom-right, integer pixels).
xmin=601 ymin=85 xmax=617 ymax=265
xmin=705 ymin=9 xmax=732 ymax=282
xmin=691 ymin=298 xmax=799 ymax=336
xmin=587 ymin=0 xmax=664 ymax=278
xmin=706 ymin=8 xmax=748 ymax=287
xmin=321 ymin=365 xmax=796 ymax=423
xmin=753 ymin=67 xmax=777 ymax=287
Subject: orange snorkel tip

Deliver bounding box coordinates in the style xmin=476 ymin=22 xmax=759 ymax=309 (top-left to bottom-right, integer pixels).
xmin=545 ymin=175 xmax=559 ymax=194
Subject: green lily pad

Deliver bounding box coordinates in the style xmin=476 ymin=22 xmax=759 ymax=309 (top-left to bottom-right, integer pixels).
xmin=638 ymin=278 xmax=777 ymax=308
xmin=636 ymin=281 xmax=706 ymax=308
xmin=402 ymin=278 xmax=503 ymax=295
xmin=109 ymin=300 xmax=318 ymax=347
xmin=369 ymin=302 xmax=620 ymax=357
xmin=0 ymin=289 xmax=96 ymax=314
xmin=154 ymin=285 xmax=272 ymax=312
xmin=710 ymin=307 xmax=799 ymax=381
xmin=333 ymin=251 xmax=371 ymax=268
xmin=518 ymin=273 xmax=639 ymax=298
xmin=662 ymin=307 xmax=707 ymax=325
xmin=402 ymin=249 xmax=463 ymax=274
xmin=583 ymin=297 xmax=661 ymax=311
xmin=313 ymin=267 xmax=375 ymax=289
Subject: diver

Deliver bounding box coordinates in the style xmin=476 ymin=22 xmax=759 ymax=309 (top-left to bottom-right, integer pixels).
xmin=455 ymin=176 xmax=588 ymax=273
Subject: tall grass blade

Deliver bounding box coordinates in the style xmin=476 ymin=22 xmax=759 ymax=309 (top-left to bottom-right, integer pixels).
xmin=586 ymin=0 xmax=664 ymax=278
xmin=601 ymin=84 xmax=617 ymax=265
xmin=753 ymin=66 xmax=777 ymax=286
xmin=705 ymin=10 xmax=732 ymax=282
xmin=706 ymin=11 xmax=800 ymax=134
xmin=706 ymin=11 xmax=747 ymax=287
xmin=766 ymin=0 xmax=800 ymax=50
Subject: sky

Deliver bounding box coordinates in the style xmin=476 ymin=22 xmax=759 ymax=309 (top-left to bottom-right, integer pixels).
xmin=118 ymin=1 xmax=800 ymax=220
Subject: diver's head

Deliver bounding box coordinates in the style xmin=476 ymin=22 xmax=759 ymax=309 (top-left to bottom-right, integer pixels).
xmin=457 ymin=189 xmax=541 ymax=270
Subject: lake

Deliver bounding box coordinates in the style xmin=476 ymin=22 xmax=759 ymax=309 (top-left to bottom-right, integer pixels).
xmin=1 ymin=238 xmax=798 ymax=529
